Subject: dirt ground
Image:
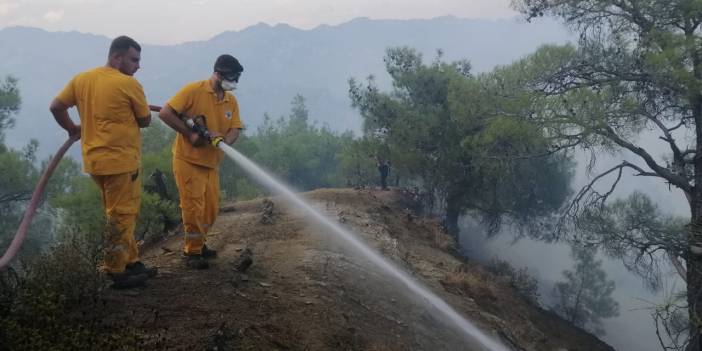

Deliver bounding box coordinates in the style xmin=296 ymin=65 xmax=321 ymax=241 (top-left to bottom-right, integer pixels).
xmin=102 ymin=188 xmax=614 ymax=351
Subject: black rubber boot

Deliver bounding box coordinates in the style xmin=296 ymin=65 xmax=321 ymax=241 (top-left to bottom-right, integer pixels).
xmin=125 ymin=261 xmax=158 ymax=278
xmin=201 ymin=245 xmax=218 ymax=259
xmin=184 ymin=254 xmax=210 ymax=269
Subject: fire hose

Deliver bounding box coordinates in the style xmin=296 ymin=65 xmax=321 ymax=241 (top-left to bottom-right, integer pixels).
xmin=0 ymin=105 xmax=219 ymax=270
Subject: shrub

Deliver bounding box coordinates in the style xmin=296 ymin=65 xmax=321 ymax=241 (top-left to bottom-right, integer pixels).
xmin=486 ymin=257 xmax=540 ymax=304
xmin=0 ymin=231 xmax=141 ymax=350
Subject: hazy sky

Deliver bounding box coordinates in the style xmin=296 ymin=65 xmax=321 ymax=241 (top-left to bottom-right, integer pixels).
xmin=0 ymin=0 xmax=518 ymax=44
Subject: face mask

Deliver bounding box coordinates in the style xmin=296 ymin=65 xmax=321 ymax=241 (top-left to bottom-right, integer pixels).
xmin=221 ymin=79 xmax=237 ymax=91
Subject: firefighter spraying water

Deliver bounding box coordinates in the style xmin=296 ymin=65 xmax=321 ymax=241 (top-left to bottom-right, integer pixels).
xmin=157 ymin=54 xmax=245 ymax=270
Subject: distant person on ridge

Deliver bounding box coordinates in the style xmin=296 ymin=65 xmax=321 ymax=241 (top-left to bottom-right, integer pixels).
xmin=377 ymin=157 xmax=390 ymax=190
xmin=158 ymin=54 xmax=244 ymax=270
xmin=49 ymin=35 xmax=157 ymax=289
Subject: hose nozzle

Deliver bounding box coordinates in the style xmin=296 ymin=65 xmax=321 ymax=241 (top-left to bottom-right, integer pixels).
xmin=211 ymin=136 xmax=224 ymax=147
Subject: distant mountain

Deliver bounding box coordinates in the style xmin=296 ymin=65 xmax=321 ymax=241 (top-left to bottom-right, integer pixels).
xmin=0 ymin=16 xmax=571 ymax=159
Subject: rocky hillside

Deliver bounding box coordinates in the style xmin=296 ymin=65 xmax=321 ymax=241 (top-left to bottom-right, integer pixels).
xmin=102 ymin=188 xmax=613 ymax=351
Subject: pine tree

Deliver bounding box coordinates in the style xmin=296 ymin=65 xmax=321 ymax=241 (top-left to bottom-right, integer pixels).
xmin=552 ymin=245 xmax=620 ymax=336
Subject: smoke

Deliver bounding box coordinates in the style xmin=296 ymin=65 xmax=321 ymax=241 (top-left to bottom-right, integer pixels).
xmin=458 ymin=131 xmax=688 ymax=351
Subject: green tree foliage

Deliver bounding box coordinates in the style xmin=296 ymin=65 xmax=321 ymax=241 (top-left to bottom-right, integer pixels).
xmin=0 ymin=76 xmax=20 ymax=143
xmin=649 ymin=289 xmax=689 ymax=351
xmin=510 ymin=1 xmax=702 ymax=346
xmin=338 ymin=136 xmax=379 ymax=188
xmin=0 ymin=145 xmax=40 ymax=254
xmin=578 ymin=192 xmax=688 ymax=291
xmin=219 ymin=132 xmax=261 ymax=200
xmin=0 ymin=77 xmax=57 ymax=258
xmin=349 ymin=47 xmax=573 ymax=236
xmin=50 ymin=176 xmax=104 ymax=240
xmin=486 ymin=257 xmax=541 ymax=304
xmin=0 ymin=76 xmax=28 ymax=202
xmin=250 ymin=95 xmax=354 ymax=190
xmin=219 ymin=95 xmax=355 ymax=199
xmin=552 ymin=245 xmax=620 ymax=336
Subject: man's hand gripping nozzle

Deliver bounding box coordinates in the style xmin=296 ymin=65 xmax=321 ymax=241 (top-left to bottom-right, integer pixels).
xmin=182 ymin=114 xmax=224 ymax=147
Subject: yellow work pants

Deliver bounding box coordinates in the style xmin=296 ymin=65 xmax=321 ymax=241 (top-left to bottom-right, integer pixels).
xmin=173 ymin=158 xmax=220 ymax=255
xmin=91 ymin=169 xmax=141 ymax=273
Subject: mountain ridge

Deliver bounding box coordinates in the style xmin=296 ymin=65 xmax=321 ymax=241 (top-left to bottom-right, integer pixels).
xmin=0 ymin=16 xmax=571 ymax=160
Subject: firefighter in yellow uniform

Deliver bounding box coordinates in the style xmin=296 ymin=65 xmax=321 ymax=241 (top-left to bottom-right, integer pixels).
xmin=49 ymin=35 xmax=157 ymax=289
xmin=158 ymin=54 xmax=244 ymax=269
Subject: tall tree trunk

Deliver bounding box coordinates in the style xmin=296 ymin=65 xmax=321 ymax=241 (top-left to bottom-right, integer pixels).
xmin=688 ymin=151 xmax=702 ymax=350
xmin=688 ymin=206 xmax=702 ymax=351
xmin=687 ymin=91 xmax=702 ymax=351
xmin=445 ymin=194 xmax=460 ymax=239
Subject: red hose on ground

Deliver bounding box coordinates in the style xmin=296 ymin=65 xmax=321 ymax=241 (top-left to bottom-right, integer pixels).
xmin=0 ymin=136 xmax=78 ymax=269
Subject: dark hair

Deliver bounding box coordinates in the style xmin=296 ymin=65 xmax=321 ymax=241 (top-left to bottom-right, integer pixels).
xmin=214 ymin=54 xmax=243 ymax=74
xmin=109 ymin=35 xmax=141 ymax=56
